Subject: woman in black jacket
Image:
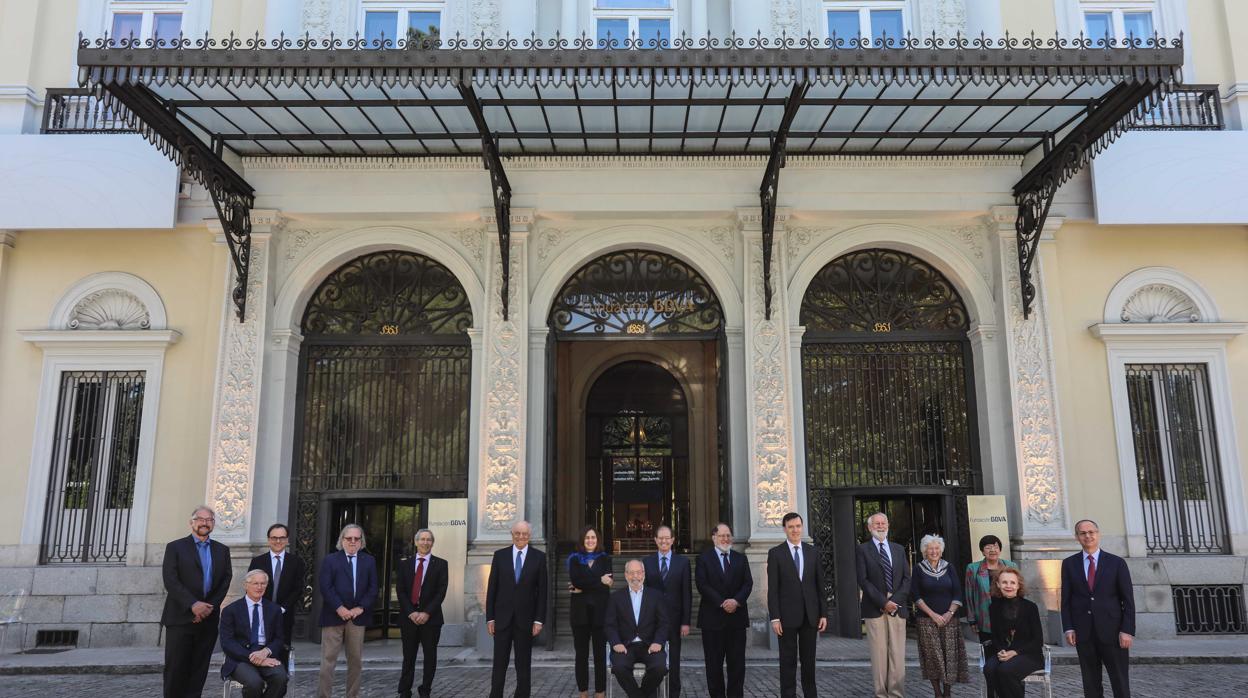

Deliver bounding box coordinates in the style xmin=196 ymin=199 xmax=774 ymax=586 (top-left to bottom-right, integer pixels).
xmin=568 ymin=525 xmax=613 ymax=698
xmin=983 ymin=568 xmax=1045 ymax=698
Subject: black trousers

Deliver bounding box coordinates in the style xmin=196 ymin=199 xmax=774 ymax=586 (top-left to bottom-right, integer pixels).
xmin=611 ymin=643 xmax=667 ymax=698
xmin=572 ymin=622 xmax=607 ymax=692
xmin=490 ymin=623 xmax=535 ymax=698
xmin=1076 ymin=638 xmax=1131 ymax=698
xmin=398 ymin=621 xmax=442 ymax=697
xmin=702 ymin=626 xmax=746 ymax=698
xmin=778 ymin=621 xmax=818 ymax=698
xmin=666 ymin=631 xmax=683 ymax=697
xmin=983 ymin=653 xmax=1044 ymax=698
xmin=277 ymin=609 xmax=295 ymax=665
xmin=163 ymin=621 xmax=218 ymax=698
xmin=228 ymin=663 xmax=289 ymax=698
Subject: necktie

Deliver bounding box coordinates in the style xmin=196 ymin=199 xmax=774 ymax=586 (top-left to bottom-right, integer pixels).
xmin=515 ymin=550 xmax=523 ymax=584
xmin=721 ymin=551 xmax=729 ymax=572
xmin=878 ymin=542 xmax=894 ymax=593
xmin=271 ymin=556 xmax=282 ymax=602
xmin=348 ymin=555 xmax=356 ymax=597
xmin=1087 ymin=554 xmax=1097 ymax=590
xmin=250 ymin=602 xmax=260 ymax=648
xmin=197 ymin=540 xmax=212 ymax=597
xmin=793 ymin=545 xmax=802 ymax=580
xmin=412 ymin=557 xmax=425 ymax=606
xmin=660 ymin=556 xmax=668 ymax=581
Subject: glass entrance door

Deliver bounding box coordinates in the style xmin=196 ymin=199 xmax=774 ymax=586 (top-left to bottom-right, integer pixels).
xmin=328 ymin=500 xmax=421 ymax=639
xmin=853 ymin=494 xmax=945 ymax=571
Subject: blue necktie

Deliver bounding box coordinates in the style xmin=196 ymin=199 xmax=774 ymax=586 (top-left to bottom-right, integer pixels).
xmin=878 ymin=542 xmax=894 ymax=593
xmin=660 ymin=556 xmax=668 ymax=581
xmin=515 ymin=550 xmax=523 ymax=584
xmin=197 ymin=540 xmax=212 ymax=597
xmin=249 ymin=602 xmax=260 ymax=648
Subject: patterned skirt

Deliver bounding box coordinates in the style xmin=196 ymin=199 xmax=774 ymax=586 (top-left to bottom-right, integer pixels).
xmin=916 ymin=615 xmax=970 ymax=685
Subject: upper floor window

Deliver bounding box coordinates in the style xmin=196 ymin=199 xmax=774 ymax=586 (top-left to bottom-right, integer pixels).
xmin=109 ymin=1 xmax=184 ymax=41
xmin=1082 ymin=1 xmax=1156 ymax=42
xmin=824 ymin=1 xmax=906 ymax=45
xmin=361 ymin=1 xmax=443 ymax=45
xmin=594 ymin=0 xmax=674 ymax=47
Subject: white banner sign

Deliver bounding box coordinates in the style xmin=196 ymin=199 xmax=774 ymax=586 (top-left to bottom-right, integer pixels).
xmin=428 ymin=498 xmax=468 ymax=623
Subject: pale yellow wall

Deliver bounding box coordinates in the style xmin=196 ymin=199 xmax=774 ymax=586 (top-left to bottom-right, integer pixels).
xmin=0 ymin=227 xmax=226 ymax=550
xmin=1045 ymin=223 xmax=1248 ymax=539
xmin=1000 ymin=0 xmax=1058 ymax=38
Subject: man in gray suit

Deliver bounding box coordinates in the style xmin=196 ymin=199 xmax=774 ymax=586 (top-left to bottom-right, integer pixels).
xmin=855 ymin=512 xmax=912 ymax=698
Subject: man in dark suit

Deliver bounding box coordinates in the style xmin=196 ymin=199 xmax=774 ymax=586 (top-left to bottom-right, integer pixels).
xmin=161 ymin=505 xmax=232 ymax=698
xmin=856 ymin=511 xmax=911 ymax=698
xmin=768 ymin=512 xmax=828 ymax=698
xmin=485 ymin=519 xmax=548 ymax=698
xmin=396 ymin=528 xmax=449 ymax=698
xmin=316 ymin=523 xmax=378 ymax=698
xmin=695 ymin=522 xmax=752 ymax=698
xmin=219 ymin=569 xmax=288 ymax=698
xmin=642 ymin=525 xmax=692 ymax=697
xmin=606 ymin=559 xmax=670 ymax=698
xmin=247 ymin=523 xmax=305 ymax=665
xmin=1062 ymin=519 xmax=1135 ymax=698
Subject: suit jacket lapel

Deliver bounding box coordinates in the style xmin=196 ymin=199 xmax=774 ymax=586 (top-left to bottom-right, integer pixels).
xmin=188 ymin=537 xmax=204 ymax=576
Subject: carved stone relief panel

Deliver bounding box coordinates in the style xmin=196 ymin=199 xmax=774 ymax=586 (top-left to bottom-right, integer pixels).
xmin=68 ymin=290 xmax=151 ymax=330
xmin=1121 ymin=285 xmax=1201 ymax=323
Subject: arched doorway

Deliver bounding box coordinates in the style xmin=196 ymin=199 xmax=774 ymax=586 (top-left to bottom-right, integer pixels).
xmin=289 ymin=250 xmax=473 ymax=640
xmin=798 ymin=248 xmax=981 ymax=636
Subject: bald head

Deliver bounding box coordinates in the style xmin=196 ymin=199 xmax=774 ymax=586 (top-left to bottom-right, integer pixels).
xmin=624 ymin=559 xmax=645 ymax=590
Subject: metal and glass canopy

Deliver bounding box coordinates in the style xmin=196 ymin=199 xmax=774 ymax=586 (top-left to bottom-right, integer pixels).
xmin=76 ymin=33 xmax=1185 ymax=322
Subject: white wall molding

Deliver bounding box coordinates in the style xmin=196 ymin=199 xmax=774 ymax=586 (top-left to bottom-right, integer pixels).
xmin=48 ymin=271 xmax=168 ymax=331
xmin=1103 ymin=266 xmax=1221 ymax=325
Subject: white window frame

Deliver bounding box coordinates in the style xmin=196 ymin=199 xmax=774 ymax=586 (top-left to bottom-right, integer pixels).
xmin=1079 ymin=0 xmax=1158 ymax=41
xmin=821 ymin=1 xmax=909 ymax=42
xmin=359 ymin=0 xmax=446 ymax=44
xmin=106 ymin=1 xmax=189 ymax=40
xmin=593 ymin=1 xmax=678 ymax=44
xmin=17 ymin=273 xmax=179 ymax=567
xmin=78 ymin=0 xmax=211 ymax=42
xmin=1092 ymin=268 xmax=1248 ymax=558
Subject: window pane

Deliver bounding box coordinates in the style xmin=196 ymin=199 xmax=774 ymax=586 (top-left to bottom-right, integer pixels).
xmin=827 ymin=10 xmax=860 ymax=40
xmin=597 ymin=0 xmax=671 ymax=8
xmin=408 ymin=11 xmax=441 ymax=42
xmin=597 ymin=18 xmax=629 ymax=45
xmin=152 ymin=13 xmax=182 ymax=40
xmin=1084 ymin=11 xmax=1114 ymax=42
xmin=1124 ymin=11 xmax=1155 ymax=39
xmin=870 ymin=9 xmax=904 ymax=45
xmin=638 ymin=18 xmax=671 ymax=47
xmin=111 ymin=13 xmax=142 ymax=40
xmin=364 ymin=11 xmax=399 ymax=44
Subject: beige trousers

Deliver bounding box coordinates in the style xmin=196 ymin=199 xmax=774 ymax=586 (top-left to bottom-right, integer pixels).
xmin=318 ymin=622 xmax=365 ymax=698
xmin=865 ymin=613 xmax=907 ymax=698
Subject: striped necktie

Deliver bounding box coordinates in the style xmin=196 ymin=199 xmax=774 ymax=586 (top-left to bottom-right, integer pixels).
xmin=878 ymin=541 xmax=894 ymax=593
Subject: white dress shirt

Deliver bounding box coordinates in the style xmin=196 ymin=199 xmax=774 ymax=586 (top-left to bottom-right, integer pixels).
xmin=629 ymin=587 xmax=645 ymax=643
xmin=875 ymin=538 xmax=893 ymax=566
xmin=246 ymin=596 xmax=266 ymax=646
xmin=1083 ymin=548 xmax=1102 ymax=582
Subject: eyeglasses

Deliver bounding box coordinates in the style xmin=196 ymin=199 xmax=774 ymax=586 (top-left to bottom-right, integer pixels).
xmin=268 ymin=536 xmax=288 ymax=541
xmin=192 ymin=517 xmax=215 ymax=523
xmin=343 ymin=536 xmax=362 ymax=542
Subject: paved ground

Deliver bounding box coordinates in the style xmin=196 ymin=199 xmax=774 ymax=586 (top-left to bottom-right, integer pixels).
xmin=4 ymin=663 xmax=1248 ymax=697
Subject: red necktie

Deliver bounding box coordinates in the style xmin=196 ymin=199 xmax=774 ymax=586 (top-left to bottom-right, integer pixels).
xmin=411 ymin=557 xmax=425 ymax=607
xmin=1086 ymin=554 xmax=1097 ymax=590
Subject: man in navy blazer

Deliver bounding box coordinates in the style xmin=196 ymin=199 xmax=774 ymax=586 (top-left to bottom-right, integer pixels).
xmin=219 ymin=569 xmax=288 ymax=698
xmin=856 ymin=512 xmax=911 ymax=698
xmin=606 ymin=560 xmax=670 ymax=698
xmin=485 ymin=520 xmax=548 ymax=698
xmin=396 ymin=528 xmax=450 ymax=698
xmin=1062 ymin=519 xmax=1135 ymax=698
xmin=642 ymin=525 xmax=691 ymax=697
xmin=695 ymin=522 xmax=752 ymax=698
xmin=162 ymin=505 xmax=232 ymax=698
xmin=768 ymin=512 xmax=828 ymax=698
xmin=316 ymin=523 xmax=378 ymax=698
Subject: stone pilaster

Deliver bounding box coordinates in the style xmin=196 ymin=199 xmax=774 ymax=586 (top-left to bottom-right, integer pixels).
xmin=205 ymin=211 xmax=281 ymax=544
xmin=0 ymin=231 xmax=15 ymax=333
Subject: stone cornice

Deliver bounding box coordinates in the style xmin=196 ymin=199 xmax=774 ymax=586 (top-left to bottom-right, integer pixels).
xmin=18 ymin=329 xmax=182 ymax=349
xmin=1089 ymin=322 xmax=1248 ymax=343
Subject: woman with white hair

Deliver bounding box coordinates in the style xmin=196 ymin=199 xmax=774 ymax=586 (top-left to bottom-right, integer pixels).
xmin=910 ymin=533 xmax=969 ymax=698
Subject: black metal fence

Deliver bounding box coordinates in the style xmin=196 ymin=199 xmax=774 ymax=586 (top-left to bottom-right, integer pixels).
xmin=40 ymin=370 xmax=145 ymax=564
xmin=1172 ymin=585 xmax=1247 ymax=634
xmin=41 ymin=88 xmax=134 ymax=134
xmin=1131 ymin=85 xmax=1224 ymax=130
xmin=1124 ymin=363 xmax=1230 ymax=555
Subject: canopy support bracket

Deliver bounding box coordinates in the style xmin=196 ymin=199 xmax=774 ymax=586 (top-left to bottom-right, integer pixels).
xmin=459 ymin=81 xmax=514 ymax=320
xmin=759 ymin=81 xmax=809 ymax=320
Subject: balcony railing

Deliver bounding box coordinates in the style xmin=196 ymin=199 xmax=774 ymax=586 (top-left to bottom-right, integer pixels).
xmin=41 ymin=88 xmax=134 ymax=134
xmin=1130 ymin=85 xmax=1224 ymax=131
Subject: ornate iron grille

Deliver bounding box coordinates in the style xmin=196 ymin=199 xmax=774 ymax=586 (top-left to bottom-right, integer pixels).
xmin=800 ymin=249 xmax=969 ymax=335
xmin=1124 ymin=363 xmax=1230 ymax=554
xmin=550 ymin=250 xmax=723 ymax=336
xmin=802 ymin=342 xmax=974 ymax=489
xmin=296 ymin=344 xmax=471 ymax=493
xmin=302 ymin=250 xmax=473 ymax=337
xmin=808 ymin=488 xmax=838 ymax=616
xmin=1172 ymin=585 xmax=1247 ymax=634
xmin=40 ymin=370 xmax=145 ymax=564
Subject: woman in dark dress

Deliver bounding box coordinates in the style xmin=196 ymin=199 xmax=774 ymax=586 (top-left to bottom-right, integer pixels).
xmin=911 ymin=534 xmax=969 ymax=698
xmin=983 ymin=568 xmax=1045 ymax=698
xmin=568 ymin=525 xmax=613 ymax=698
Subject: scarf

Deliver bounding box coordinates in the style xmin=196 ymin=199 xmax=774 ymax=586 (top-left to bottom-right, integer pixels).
xmin=918 ymin=558 xmax=950 ymax=579
xmin=568 ymin=550 xmax=606 ymax=572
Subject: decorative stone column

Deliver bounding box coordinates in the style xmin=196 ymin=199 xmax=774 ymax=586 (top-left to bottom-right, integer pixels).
xmin=205 ymin=211 xmax=281 ymax=547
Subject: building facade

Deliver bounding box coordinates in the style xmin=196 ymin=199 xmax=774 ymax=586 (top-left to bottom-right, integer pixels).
xmin=0 ymin=0 xmax=1247 ymax=651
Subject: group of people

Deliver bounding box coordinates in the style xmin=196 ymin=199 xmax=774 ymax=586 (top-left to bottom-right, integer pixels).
xmin=160 ymin=505 xmax=1136 ymax=698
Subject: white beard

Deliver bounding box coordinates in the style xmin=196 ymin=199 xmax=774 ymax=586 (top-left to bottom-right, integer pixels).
xmin=871 ymin=531 xmax=888 ymax=542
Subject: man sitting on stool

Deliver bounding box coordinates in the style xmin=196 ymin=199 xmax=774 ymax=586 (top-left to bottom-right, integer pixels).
xmin=219 ymin=569 xmax=288 ymax=698
xmin=605 ymin=560 xmax=670 ymax=698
